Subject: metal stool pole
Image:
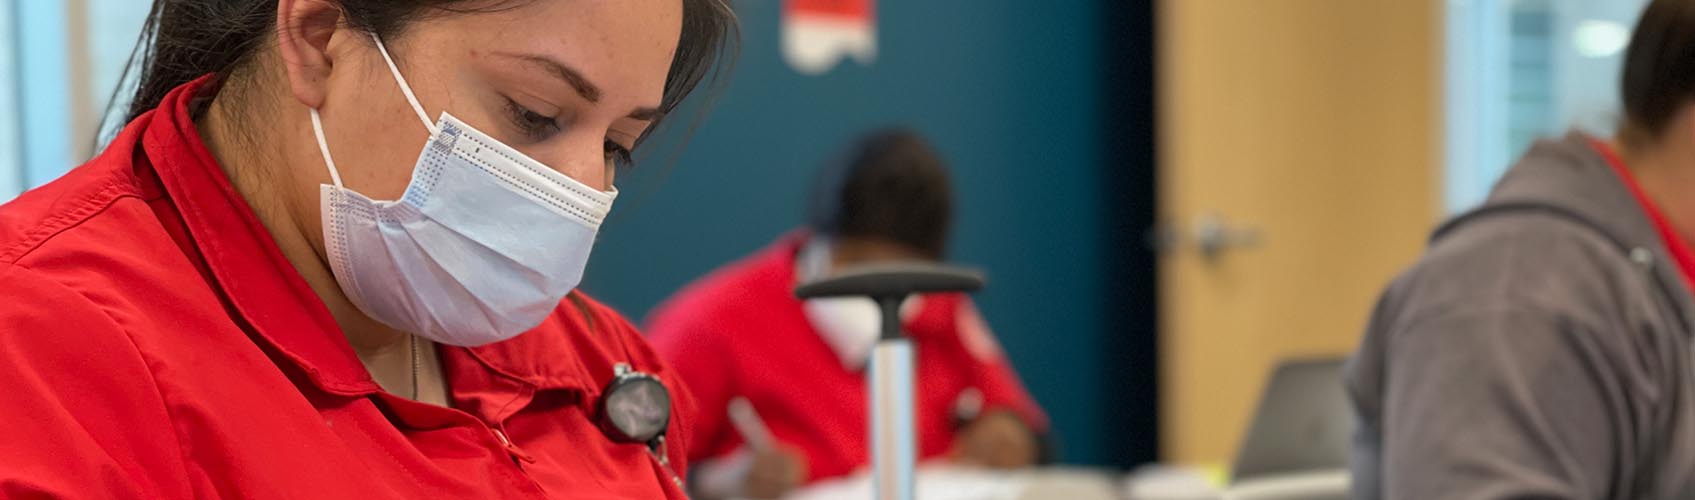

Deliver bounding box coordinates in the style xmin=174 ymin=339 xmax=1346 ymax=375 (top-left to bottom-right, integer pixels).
xmin=796 ymin=263 xmax=985 ymax=500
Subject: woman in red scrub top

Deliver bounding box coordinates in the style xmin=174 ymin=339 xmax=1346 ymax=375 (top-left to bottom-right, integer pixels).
xmin=0 ymin=1 xmax=734 ymax=498
xmin=648 ymin=130 xmax=1049 ymax=499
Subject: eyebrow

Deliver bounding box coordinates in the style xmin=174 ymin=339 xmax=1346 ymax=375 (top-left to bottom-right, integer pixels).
xmin=500 ymin=52 xmax=664 ymax=122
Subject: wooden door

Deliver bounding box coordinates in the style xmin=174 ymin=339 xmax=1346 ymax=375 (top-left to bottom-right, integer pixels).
xmin=1157 ymin=0 xmax=1443 ymax=465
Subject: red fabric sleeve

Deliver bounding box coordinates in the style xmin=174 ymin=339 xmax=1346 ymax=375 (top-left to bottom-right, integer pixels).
xmin=645 ymin=305 xmax=738 ymax=462
xmin=954 ymin=298 xmax=1049 ymax=432
xmin=0 ymin=266 xmax=191 ymax=499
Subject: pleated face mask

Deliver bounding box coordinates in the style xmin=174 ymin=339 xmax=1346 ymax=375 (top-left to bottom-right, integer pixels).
xmin=309 ymin=34 xmax=617 ymax=346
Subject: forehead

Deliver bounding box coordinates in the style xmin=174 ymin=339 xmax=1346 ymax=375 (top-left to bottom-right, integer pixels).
xmin=440 ymin=0 xmax=684 ymax=103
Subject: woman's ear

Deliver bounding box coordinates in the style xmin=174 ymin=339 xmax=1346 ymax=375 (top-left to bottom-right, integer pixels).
xmin=275 ymin=0 xmax=345 ymax=109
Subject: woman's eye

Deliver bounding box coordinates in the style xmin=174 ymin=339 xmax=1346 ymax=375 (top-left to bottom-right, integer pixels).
xmin=503 ymin=98 xmax=561 ymax=142
xmin=604 ymin=139 xmax=634 ymax=169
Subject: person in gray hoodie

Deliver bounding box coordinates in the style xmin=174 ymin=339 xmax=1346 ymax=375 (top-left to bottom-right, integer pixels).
xmin=1347 ymin=1 xmax=1695 ymax=498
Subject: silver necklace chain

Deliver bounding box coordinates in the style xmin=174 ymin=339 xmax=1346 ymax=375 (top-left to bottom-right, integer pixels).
xmin=409 ymin=334 xmax=420 ymax=400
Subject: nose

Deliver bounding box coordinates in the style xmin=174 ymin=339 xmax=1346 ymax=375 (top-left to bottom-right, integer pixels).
xmin=538 ymin=132 xmax=613 ymax=192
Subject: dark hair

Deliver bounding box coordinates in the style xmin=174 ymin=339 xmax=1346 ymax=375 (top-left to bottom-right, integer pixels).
xmin=1621 ymin=0 xmax=1695 ymax=145
xmin=807 ymin=129 xmax=954 ymax=260
xmin=111 ymin=0 xmax=736 ymax=131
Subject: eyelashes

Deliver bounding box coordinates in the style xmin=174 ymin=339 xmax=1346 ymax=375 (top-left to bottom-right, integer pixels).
xmin=504 ymin=97 xmax=561 ymax=142
xmin=604 ymin=139 xmax=633 ymax=168
xmin=503 ymin=96 xmax=635 ymax=169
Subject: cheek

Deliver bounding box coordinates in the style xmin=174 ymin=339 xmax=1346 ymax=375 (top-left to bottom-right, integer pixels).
xmin=324 ymin=42 xmax=470 ymax=200
xmin=325 ymin=98 xmax=431 ymax=201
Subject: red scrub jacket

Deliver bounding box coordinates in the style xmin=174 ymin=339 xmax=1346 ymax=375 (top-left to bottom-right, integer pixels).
xmin=0 ymin=77 xmax=694 ymax=499
xmin=647 ymin=234 xmax=1048 ymax=483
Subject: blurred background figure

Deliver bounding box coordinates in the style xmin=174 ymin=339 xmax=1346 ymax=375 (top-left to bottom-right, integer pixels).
xmin=1350 ymin=0 xmax=1695 ymax=497
xmin=647 ymin=129 xmax=1048 ymax=499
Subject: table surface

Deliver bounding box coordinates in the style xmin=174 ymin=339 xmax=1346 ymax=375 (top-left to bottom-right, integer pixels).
xmin=781 ymin=466 xmax=1124 ymax=500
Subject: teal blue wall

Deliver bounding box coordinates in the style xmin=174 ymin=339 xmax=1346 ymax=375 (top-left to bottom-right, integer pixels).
xmin=582 ymin=0 xmax=1155 ymax=467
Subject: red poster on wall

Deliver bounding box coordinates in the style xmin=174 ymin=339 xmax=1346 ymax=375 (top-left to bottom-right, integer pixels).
xmin=782 ymin=0 xmax=877 ymax=75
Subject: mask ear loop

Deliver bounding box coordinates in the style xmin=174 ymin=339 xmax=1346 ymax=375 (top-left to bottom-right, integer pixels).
xmin=309 ymin=109 xmax=344 ymax=187
xmin=307 ymin=33 xmax=440 ymax=189
xmin=370 ymin=33 xmax=438 ymax=134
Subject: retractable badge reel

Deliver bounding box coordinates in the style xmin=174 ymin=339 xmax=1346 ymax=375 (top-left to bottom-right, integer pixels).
xmin=598 ymin=362 xmax=672 ymax=446
xmin=597 ymin=361 xmax=687 ymax=492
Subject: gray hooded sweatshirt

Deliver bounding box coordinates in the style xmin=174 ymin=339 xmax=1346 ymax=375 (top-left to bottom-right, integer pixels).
xmin=1348 ymin=132 xmax=1695 ymax=499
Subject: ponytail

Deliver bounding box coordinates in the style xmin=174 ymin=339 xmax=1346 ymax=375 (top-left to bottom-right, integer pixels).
xmin=117 ymin=1 xmax=276 ymax=124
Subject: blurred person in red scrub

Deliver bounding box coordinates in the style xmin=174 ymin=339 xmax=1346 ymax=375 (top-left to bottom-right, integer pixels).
xmin=647 ymin=129 xmax=1049 ymax=499
xmin=0 ymin=0 xmax=735 ymax=498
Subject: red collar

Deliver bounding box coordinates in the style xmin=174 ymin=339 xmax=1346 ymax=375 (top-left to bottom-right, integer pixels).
xmin=137 ymin=76 xmax=596 ymax=398
xmin=1590 ymin=137 xmax=1695 ymax=290
xmin=140 ymin=76 xmax=377 ymax=395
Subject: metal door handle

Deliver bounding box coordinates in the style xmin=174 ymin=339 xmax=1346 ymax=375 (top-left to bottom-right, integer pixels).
xmin=1147 ymin=213 xmax=1263 ymax=260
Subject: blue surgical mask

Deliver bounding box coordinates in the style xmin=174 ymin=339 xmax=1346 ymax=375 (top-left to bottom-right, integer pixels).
xmin=308 ymin=34 xmax=616 ymax=346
